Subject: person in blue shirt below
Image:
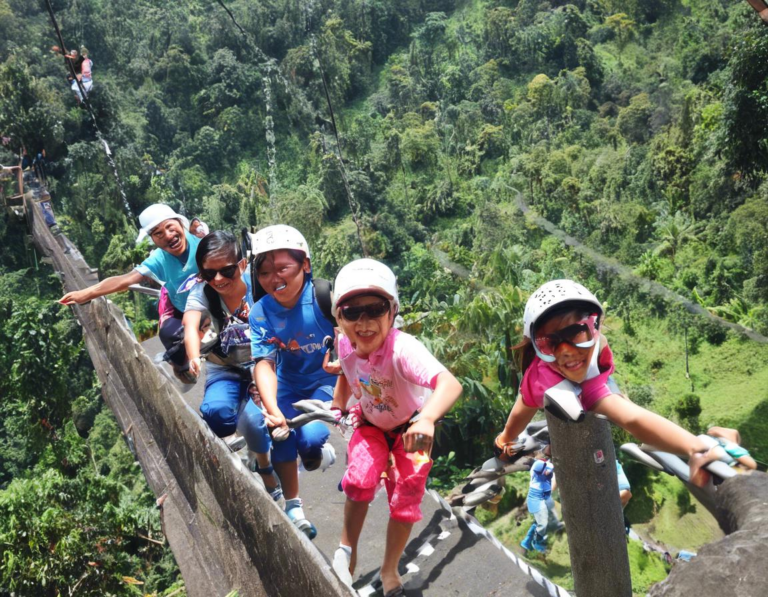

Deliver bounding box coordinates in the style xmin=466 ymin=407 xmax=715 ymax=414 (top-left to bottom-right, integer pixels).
xmin=59 ymin=204 xmax=201 ymax=381
xmin=616 ymin=459 xmax=633 ymax=534
xmin=182 ymin=231 xmax=281 ymax=499
xmin=248 ymin=225 xmax=337 ymax=540
xmin=521 ymin=445 xmax=564 ymax=554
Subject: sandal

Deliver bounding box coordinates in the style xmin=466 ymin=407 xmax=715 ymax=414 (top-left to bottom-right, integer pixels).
xmin=384 ymin=585 xmax=405 ymax=597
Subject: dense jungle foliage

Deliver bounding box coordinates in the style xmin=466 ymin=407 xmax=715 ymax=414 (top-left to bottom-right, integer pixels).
xmin=3 ymin=0 xmax=768 ymax=594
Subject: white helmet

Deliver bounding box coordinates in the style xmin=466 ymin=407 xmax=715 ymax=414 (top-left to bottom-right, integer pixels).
xmin=523 ymin=279 xmax=602 ymax=339
xmin=249 ymin=225 xmax=310 ymax=260
xmin=333 ymin=258 xmax=399 ymax=316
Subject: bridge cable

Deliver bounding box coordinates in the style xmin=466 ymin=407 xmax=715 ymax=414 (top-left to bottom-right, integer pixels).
xmin=42 ymin=0 xmax=135 ymax=220
xmin=212 ymin=0 xmax=367 ymax=255
xmin=302 ymin=2 xmax=367 ymax=256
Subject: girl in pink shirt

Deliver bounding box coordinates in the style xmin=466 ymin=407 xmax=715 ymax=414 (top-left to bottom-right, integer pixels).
xmin=330 ymin=259 xmax=463 ymax=596
xmin=495 ymin=279 xmax=720 ymax=487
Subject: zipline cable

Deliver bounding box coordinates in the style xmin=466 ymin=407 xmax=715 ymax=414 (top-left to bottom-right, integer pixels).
xmin=213 ymin=0 xmax=367 ymax=255
xmin=303 ymin=2 xmax=368 ymax=256
xmin=43 ymin=0 xmax=134 ymax=220
xmin=213 ymin=0 xmax=282 ymax=222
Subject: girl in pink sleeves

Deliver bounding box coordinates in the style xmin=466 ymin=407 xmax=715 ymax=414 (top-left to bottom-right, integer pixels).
xmin=494 ymin=279 xmax=720 ymax=487
xmin=329 ymin=259 xmax=462 ymax=596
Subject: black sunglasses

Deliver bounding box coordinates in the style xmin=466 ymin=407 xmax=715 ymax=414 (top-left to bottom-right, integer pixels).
xmin=200 ymin=264 xmax=240 ymax=282
xmin=339 ymin=299 xmax=391 ymax=322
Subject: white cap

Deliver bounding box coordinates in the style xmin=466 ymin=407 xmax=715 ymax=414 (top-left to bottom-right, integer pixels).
xmin=249 ymin=225 xmax=310 ymax=260
xmin=523 ymin=279 xmax=602 ymax=339
xmin=136 ymin=204 xmax=189 ymax=244
xmin=333 ymin=258 xmax=399 ymax=315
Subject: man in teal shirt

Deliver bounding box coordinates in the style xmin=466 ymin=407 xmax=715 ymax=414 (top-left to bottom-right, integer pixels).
xmin=60 ymin=204 xmax=201 ymax=375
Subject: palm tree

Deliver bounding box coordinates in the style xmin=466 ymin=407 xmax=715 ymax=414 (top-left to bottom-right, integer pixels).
xmin=653 ymin=211 xmax=703 ymax=263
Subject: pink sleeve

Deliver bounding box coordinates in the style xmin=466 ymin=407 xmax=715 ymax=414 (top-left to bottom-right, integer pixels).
xmin=580 ymin=345 xmax=616 ymax=411
xmin=520 ymin=358 xmax=559 ymax=409
xmin=395 ymin=333 xmax=447 ymax=388
xmin=337 ymin=335 xmax=356 ymax=381
xmin=337 ymin=335 xmax=354 ymax=359
xmin=158 ymin=286 xmax=175 ymax=327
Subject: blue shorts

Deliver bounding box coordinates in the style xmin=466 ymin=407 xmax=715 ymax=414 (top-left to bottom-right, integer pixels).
xmin=271 ymin=384 xmax=332 ymax=464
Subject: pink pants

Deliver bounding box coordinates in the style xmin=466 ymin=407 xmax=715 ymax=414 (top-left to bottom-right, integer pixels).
xmin=342 ymin=424 xmax=432 ymax=524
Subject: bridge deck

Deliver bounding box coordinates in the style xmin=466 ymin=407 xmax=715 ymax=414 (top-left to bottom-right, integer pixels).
xmin=142 ymin=337 xmax=558 ymax=597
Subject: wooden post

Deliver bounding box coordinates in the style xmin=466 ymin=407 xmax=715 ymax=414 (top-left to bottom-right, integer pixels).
xmin=546 ymin=411 xmax=632 ymax=597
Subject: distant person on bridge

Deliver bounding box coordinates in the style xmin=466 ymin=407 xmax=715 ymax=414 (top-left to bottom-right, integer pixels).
xmin=520 ymin=445 xmax=563 ymax=554
xmin=746 ymin=0 xmax=768 ymax=23
xmin=71 ymin=47 xmax=93 ymax=103
xmin=493 ymin=280 xmax=721 ymax=488
xmin=248 ymin=225 xmax=338 ymax=540
xmin=329 ymin=259 xmax=463 ymax=596
xmin=20 ymin=148 xmax=32 ymax=171
xmin=51 ymin=46 xmax=83 ymax=91
xmin=182 ymin=231 xmax=282 ymax=499
xmin=59 ymin=204 xmax=201 ymax=381
xmin=32 ymin=149 xmax=47 ymax=183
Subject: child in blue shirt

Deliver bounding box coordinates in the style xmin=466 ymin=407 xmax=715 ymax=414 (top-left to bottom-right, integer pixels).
xmin=248 ymin=225 xmax=336 ymax=539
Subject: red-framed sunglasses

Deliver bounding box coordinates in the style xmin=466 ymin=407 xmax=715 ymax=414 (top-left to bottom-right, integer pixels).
xmin=533 ymin=314 xmax=599 ymax=362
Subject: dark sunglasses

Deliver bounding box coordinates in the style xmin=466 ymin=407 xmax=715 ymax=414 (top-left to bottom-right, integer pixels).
xmin=339 ymin=300 xmax=391 ymax=322
xmin=200 ymin=264 xmax=240 ymax=282
xmin=533 ymin=314 xmax=599 ymax=362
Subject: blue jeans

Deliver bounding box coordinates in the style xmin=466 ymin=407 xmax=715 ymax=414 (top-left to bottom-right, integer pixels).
xmin=271 ymin=384 xmax=332 ymax=465
xmin=200 ymin=368 xmax=270 ymax=455
xmin=527 ymin=493 xmax=561 ymax=539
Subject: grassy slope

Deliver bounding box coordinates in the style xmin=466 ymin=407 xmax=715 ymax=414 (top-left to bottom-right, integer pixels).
xmin=607 ymin=314 xmax=768 ymax=459
xmin=487 ymin=501 xmax=671 ymax=596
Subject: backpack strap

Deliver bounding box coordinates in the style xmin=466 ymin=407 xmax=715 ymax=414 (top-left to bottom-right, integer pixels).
xmin=246 ymin=270 xmax=336 ymax=327
xmin=313 ymin=278 xmax=337 ymax=327
xmin=203 ymin=283 xmax=227 ymax=328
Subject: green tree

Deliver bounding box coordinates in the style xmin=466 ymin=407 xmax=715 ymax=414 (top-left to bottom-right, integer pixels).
xmin=605 ymin=13 xmax=637 ymax=54
xmin=617 ymin=93 xmax=653 ymax=144
xmin=653 ymin=211 xmax=703 ymax=263
xmin=674 ymin=393 xmax=702 ymax=434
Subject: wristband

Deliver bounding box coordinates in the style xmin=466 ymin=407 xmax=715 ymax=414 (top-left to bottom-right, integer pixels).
xmin=493 ymin=434 xmax=519 ymax=460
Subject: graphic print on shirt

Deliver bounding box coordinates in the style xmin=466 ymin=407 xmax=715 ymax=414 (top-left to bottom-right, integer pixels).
xmin=355 ymin=373 xmax=399 ymax=417
xmin=253 ymin=320 xmax=324 ymax=356
xmin=218 ymin=299 xmax=252 ymax=356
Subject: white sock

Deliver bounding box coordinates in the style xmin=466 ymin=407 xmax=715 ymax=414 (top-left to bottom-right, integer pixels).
xmin=285 ymin=498 xmax=304 ymax=519
xmin=338 ymin=544 xmax=352 ymax=557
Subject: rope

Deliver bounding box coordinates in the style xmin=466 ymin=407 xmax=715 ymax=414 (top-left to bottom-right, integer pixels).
xmin=43 ymin=0 xmax=134 ymax=220
xmin=213 ymin=0 xmax=367 ymax=253
xmin=212 ymin=0 xmax=282 ymax=221
xmin=426 ymin=490 xmax=572 ymax=597
xmin=684 ymin=326 xmax=694 ymax=392
xmin=303 ymin=4 xmax=368 ymax=256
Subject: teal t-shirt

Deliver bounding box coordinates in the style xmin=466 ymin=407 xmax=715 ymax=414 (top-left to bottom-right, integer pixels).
xmin=135 ymin=232 xmax=200 ymax=312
